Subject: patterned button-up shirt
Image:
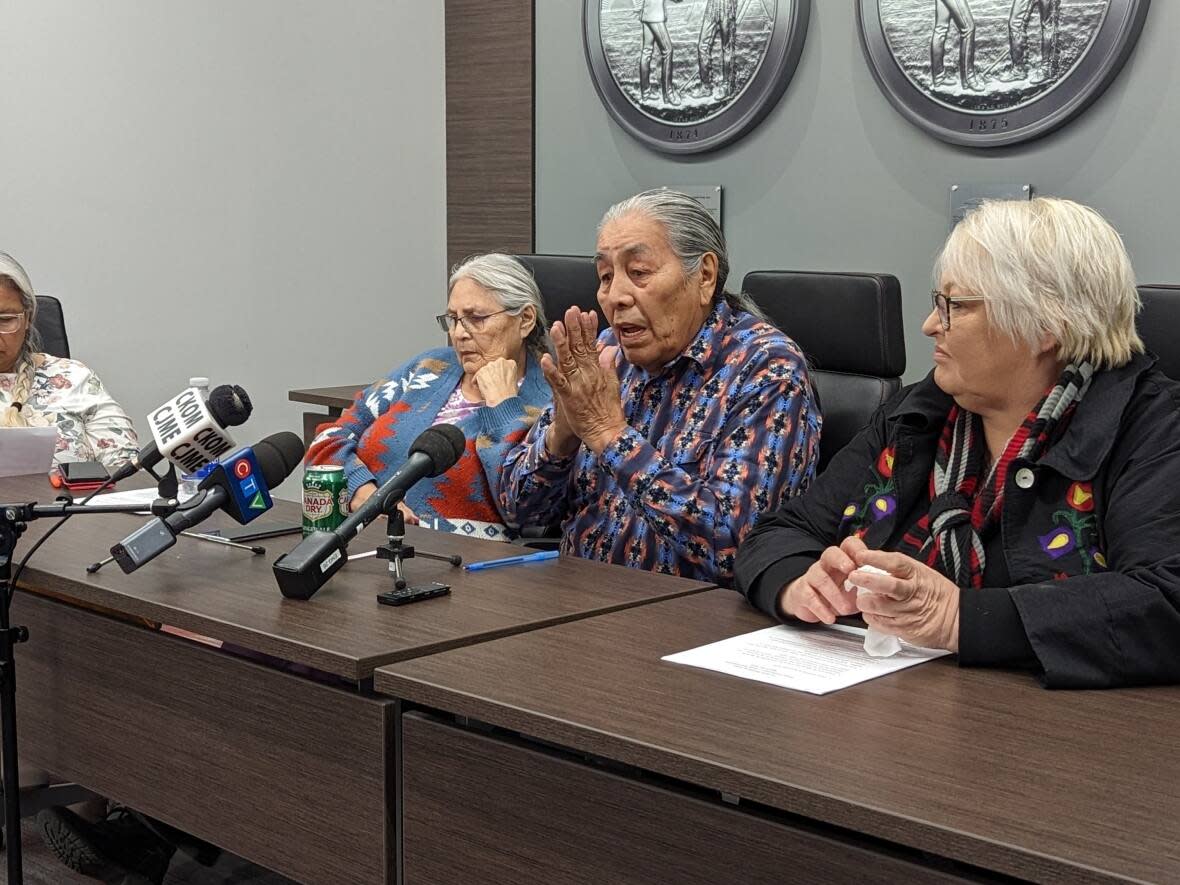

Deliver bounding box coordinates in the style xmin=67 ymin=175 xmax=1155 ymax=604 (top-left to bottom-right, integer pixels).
xmin=500 ymin=300 xmax=821 ymax=586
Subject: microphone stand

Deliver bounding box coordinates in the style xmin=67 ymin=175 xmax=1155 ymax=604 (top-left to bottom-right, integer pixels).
xmin=0 ymin=483 xmax=192 ymax=884
xmin=375 ymin=502 xmax=462 ymax=589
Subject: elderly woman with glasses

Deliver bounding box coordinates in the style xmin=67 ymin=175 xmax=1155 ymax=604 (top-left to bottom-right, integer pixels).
xmin=736 ymin=197 xmax=1180 ymax=688
xmin=0 ymin=252 xmax=138 ymax=468
xmin=305 ymin=253 xmax=551 ymax=540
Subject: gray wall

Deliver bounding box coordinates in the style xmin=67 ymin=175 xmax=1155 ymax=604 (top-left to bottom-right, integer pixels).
xmin=0 ymin=0 xmax=446 ymax=498
xmin=536 ymin=2 xmax=1178 ymax=380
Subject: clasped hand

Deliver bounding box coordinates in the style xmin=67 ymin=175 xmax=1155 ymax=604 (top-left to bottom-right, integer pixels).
xmin=781 ymin=536 xmax=961 ymax=651
xmin=472 ymin=357 xmax=518 ymax=408
xmin=539 ymin=306 xmax=627 ymax=456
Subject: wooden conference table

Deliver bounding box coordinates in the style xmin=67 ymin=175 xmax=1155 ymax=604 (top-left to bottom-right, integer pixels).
xmin=2 ymin=473 xmax=709 ymax=884
xmin=376 ymin=589 xmax=1180 ymax=884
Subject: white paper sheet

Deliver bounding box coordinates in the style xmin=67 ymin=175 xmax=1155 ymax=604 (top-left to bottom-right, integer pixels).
xmin=83 ymin=487 xmax=198 ymax=509
xmin=661 ymin=624 xmax=951 ymax=695
xmin=0 ymin=427 xmax=58 ymax=478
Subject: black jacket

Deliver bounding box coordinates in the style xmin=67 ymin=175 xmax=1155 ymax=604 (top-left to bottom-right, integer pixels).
xmin=735 ymin=353 xmax=1180 ymax=688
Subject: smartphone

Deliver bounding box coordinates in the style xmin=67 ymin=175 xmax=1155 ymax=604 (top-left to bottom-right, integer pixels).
xmin=59 ymin=460 xmax=111 ymax=490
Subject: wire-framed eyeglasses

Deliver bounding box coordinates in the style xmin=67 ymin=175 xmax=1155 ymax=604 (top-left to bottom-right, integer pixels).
xmin=435 ymin=308 xmax=520 ymax=335
xmin=930 ymin=291 xmax=986 ymax=331
xmin=0 ymin=313 xmax=28 ymax=335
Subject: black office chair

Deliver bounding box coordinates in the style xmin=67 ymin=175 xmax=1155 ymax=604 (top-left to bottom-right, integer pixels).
xmin=742 ymin=271 xmax=906 ymax=472
xmin=515 ymin=254 xmax=602 ymax=330
xmin=1136 ymin=284 xmax=1180 ymax=380
xmin=33 ymin=294 xmax=70 ymax=358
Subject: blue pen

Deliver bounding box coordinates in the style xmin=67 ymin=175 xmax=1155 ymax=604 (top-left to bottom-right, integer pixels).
xmin=463 ymin=550 xmax=560 ymax=571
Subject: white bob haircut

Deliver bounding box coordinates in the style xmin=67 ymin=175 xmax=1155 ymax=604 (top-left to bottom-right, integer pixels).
xmin=447 ymin=253 xmax=551 ymax=360
xmin=935 ymin=197 xmax=1143 ymax=369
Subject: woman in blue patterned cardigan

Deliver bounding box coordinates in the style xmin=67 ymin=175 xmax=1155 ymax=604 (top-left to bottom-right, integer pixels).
xmin=307 ymin=253 xmax=551 ymax=541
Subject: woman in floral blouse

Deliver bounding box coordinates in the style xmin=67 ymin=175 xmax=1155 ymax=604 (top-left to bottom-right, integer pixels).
xmin=0 ymin=252 xmax=138 ymax=469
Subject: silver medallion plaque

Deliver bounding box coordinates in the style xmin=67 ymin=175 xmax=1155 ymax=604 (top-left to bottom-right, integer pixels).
xmin=857 ymin=0 xmax=1150 ymax=147
xmin=584 ymin=0 xmax=810 ymax=154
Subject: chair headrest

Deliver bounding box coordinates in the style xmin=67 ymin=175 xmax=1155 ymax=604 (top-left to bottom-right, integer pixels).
xmin=33 ymin=294 xmax=70 ymax=359
xmin=1137 ymin=285 xmax=1180 ymax=380
xmin=742 ymin=271 xmax=906 ymax=377
xmin=515 ymin=254 xmax=601 ymax=329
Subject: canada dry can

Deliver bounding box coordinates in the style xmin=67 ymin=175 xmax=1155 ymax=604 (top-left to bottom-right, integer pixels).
xmin=302 ymin=465 xmax=346 ymax=536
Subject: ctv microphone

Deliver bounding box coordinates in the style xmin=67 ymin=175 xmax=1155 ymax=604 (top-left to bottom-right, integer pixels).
xmin=110 ymin=431 xmax=304 ymax=574
xmin=110 ymin=384 xmax=254 ymax=483
xmin=273 ymin=423 xmax=466 ymax=600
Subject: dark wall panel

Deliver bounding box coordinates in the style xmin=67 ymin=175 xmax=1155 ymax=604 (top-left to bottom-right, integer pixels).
xmin=445 ymin=0 xmax=534 ymax=269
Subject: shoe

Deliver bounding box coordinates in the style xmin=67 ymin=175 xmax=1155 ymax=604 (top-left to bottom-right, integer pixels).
xmin=37 ymin=807 xmax=108 ymax=877
xmin=38 ymin=805 xmax=176 ymax=884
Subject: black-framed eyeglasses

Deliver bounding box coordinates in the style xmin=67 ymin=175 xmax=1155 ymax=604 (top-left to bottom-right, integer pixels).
xmin=930 ymin=290 xmax=986 ymax=331
xmin=434 ymin=309 xmax=518 ymax=335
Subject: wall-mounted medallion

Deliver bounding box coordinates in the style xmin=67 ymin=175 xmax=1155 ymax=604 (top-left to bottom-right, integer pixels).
xmin=584 ymin=0 xmax=810 ymax=154
xmin=858 ymin=0 xmax=1150 ymax=147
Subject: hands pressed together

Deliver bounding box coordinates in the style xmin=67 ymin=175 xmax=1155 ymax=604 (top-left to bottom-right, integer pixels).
xmin=780 ymin=536 xmax=961 ymax=652
xmin=539 ymin=306 xmax=628 ymax=457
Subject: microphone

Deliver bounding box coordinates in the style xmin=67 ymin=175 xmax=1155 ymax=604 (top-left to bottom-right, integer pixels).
xmin=110 ymin=384 xmax=254 ymax=483
xmin=110 ymin=431 xmax=304 ymax=574
xmin=273 ymin=423 xmax=466 ymax=600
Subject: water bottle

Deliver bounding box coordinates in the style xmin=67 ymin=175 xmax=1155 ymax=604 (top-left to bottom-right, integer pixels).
xmin=188 ymin=376 xmax=210 ymax=400
xmin=179 ymin=377 xmax=211 ymax=498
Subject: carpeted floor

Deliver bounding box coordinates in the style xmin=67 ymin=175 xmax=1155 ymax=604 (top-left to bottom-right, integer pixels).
xmin=2 ymin=819 xmax=294 ymax=884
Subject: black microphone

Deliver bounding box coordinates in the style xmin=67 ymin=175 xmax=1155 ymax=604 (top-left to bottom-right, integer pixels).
xmin=273 ymin=423 xmax=466 ymax=600
xmin=111 ymin=384 xmax=253 ymax=483
xmin=110 ymin=432 xmax=304 ymax=574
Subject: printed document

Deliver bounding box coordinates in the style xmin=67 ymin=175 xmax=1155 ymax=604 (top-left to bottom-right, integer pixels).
xmin=662 ymin=624 xmax=950 ymax=695
xmin=0 ymin=427 xmax=58 ymax=478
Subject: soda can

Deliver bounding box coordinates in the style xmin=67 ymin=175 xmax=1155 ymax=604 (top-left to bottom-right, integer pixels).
xmin=302 ymin=465 xmax=346 ymax=536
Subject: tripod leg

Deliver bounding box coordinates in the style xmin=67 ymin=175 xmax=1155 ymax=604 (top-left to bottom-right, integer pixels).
xmin=1 ymin=592 xmax=25 ymax=882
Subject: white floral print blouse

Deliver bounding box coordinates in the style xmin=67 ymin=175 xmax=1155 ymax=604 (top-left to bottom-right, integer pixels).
xmin=0 ymin=355 xmax=139 ymax=469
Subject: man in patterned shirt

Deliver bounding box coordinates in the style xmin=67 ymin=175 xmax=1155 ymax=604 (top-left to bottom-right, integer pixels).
xmin=500 ymin=190 xmax=821 ymax=586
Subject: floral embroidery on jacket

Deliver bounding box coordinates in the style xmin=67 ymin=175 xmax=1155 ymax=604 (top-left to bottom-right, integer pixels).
xmin=1038 ymin=481 xmax=1106 ymax=575
xmin=841 ymin=446 xmax=898 ymax=537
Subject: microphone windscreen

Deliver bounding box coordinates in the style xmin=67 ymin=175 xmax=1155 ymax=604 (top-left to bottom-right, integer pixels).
xmin=207 ymin=384 xmax=253 ymax=428
xmin=252 ymin=431 xmax=307 ymax=488
xmin=409 ymin=423 xmax=467 ymax=476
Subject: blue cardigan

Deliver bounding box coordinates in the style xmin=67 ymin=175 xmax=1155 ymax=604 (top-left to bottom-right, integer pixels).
xmin=306 ymin=347 xmax=551 ymax=541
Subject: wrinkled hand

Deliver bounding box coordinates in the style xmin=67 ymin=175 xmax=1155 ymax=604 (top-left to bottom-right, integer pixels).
xmin=349 ymin=482 xmax=378 ymax=513
xmin=540 ymin=306 xmax=627 ymax=455
xmin=349 ymin=482 xmax=420 ymax=525
xmin=850 ymin=549 xmax=960 ymax=652
xmin=473 ymin=357 xmax=518 ymax=408
xmin=779 ymin=536 xmax=867 ymax=623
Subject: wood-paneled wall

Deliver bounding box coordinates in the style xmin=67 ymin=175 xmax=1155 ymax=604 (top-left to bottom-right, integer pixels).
xmin=444 ymin=0 xmax=534 ymax=269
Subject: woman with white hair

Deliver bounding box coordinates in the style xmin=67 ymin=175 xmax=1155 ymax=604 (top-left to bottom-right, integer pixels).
xmin=736 ymin=197 xmax=1180 ymax=688
xmin=305 ymin=252 xmax=551 ymax=540
xmin=0 ymin=252 xmax=138 ymax=468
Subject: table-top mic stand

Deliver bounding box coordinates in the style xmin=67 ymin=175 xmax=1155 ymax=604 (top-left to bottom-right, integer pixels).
xmin=375 ymin=506 xmax=461 ymax=589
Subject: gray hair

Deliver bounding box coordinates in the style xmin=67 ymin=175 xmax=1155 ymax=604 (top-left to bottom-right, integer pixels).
xmin=448 ymin=253 xmax=551 ymax=360
xmin=0 ymin=251 xmax=42 ymax=361
xmin=935 ymin=197 xmax=1143 ymax=369
xmin=599 ymin=189 xmax=765 ymax=319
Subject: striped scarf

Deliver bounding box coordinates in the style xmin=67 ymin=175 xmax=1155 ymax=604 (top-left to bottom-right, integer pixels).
xmin=899 ymin=362 xmax=1094 ymax=588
